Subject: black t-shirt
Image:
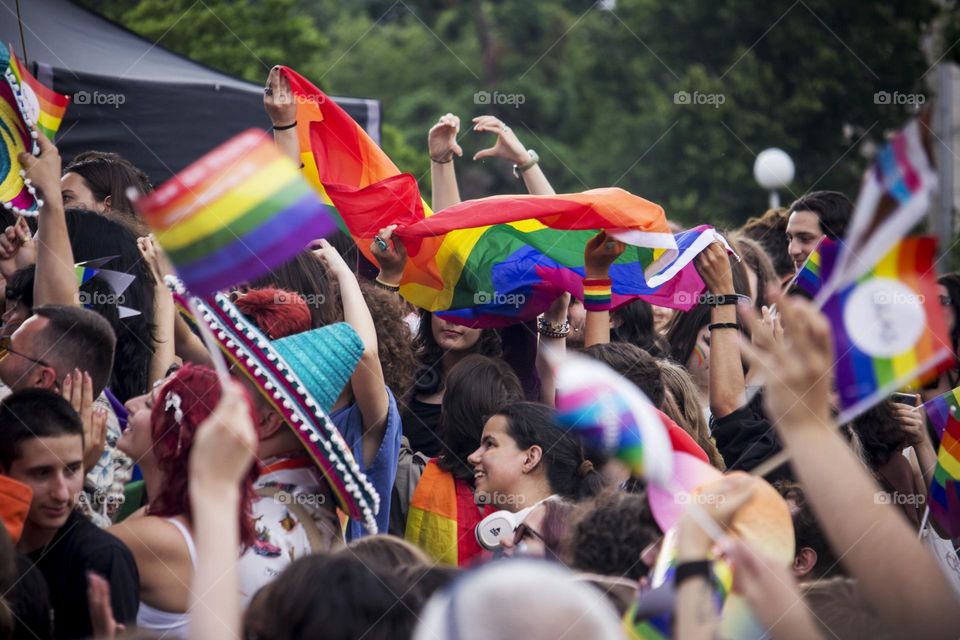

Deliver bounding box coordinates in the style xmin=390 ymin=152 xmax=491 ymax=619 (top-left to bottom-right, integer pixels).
xmin=27 ymin=510 xmax=139 ymax=640
xmin=402 ymin=397 xmax=443 ymax=457
xmin=711 ymin=390 xmax=791 ymax=481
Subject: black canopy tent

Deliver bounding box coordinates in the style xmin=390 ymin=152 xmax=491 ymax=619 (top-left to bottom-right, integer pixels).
xmin=0 ymin=0 xmax=381 ymax=186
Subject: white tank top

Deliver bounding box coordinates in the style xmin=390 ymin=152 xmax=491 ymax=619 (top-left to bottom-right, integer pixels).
xmin=135 ymin=518 xmax=197 ymax=638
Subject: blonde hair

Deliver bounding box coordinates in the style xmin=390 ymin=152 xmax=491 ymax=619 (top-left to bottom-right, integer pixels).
xmin=658 ymin=359 xmax=726 ymax=470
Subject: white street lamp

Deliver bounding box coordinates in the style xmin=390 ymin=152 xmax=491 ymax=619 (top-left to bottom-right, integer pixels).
xmin=753 ymin=148 xmax=795 ymax=209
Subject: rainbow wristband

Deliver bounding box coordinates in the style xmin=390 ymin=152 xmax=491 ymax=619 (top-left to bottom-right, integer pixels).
xmin=582 ymin=277 xmax=613 ymax=311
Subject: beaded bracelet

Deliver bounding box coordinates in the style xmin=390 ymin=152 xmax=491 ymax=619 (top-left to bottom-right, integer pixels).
xmin=582 ymin=277 xmax=613 ymax=311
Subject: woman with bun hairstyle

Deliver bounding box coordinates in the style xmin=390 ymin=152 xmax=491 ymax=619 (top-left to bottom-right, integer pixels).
xmin=467 ymin=402 xmax=605 ymax=512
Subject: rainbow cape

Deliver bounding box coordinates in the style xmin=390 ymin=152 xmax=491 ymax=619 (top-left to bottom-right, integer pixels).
xmin=405 ymin=459 xmax=484 ymax=566
xmin=922 ymin=386 xmax=960 ymax=537
xmin=819 ymin=236 xmax=951 ymax=424
xmin=280 ymin=66 xmax=712 ymax=327
xmin=1 ymin=42 xmax=70 ymax=215
xmin=135 ymin=129 xmax=337 ymax=296
xmin=819 ymin=119 xmax=936 ymax=302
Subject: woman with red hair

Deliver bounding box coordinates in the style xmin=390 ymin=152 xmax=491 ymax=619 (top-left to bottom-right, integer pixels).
xmin=109 ymin=364 xmax=259 ymax=638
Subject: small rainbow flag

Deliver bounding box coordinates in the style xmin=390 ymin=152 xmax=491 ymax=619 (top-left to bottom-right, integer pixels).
xmin=135 ymin=129 xmax=337 ymax=296
xmin=553 ymin=353 xmax=673 ymax=485
xmin=928 ymin=406 xmax=960 ymax=538
xmin=3 ymin=43 xmax=69 ymax=140
xmin=923 ymin=386 xmax=960 ymax=441
xmin=790 ymin=237 xmax=833 ymax=297
xmin=820 ymin=236 xmax=952 ymax=424
xmin=1 ymin=43 xmax=70 ymax=215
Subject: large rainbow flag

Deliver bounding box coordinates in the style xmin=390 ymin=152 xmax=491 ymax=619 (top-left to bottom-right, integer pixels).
xmin=1 ymin=43 xmax=70 ymax=215
xmin=922 ymin=386 xmax=960 ymax=537
xmin=405 ymin=460 xmax=485 ymax=566
xmin=280 ymin=66 xmax=712 ymax=326
xmin=819 ymin=236 xmax=951 ymax=424
xmin=135 ymin=129 xmax=337 ymax=296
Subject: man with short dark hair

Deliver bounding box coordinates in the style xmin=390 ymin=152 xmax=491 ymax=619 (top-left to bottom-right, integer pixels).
xmin=775 ymin=480 xmax=843 ymax=581
xmin=0 ymin=389 xmax=138 ymax=639
xmin=0 ymin=304 xmax=116 ymax=396
xmin=785 ymin=190 xmax=853 ymax=271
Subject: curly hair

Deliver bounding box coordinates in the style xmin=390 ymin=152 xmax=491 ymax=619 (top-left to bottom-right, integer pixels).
xmin=566 ymin=490 xmax=659 ymax=581
xmin=146 ymin=364 xmax=259 ymax=548
xmin=739 ymin=207 xmax=793 ymax=279
xmin=358 ymin=280 xmax=417 ymax=401
xmin=849 ymin=401 xmax=906 ymax=469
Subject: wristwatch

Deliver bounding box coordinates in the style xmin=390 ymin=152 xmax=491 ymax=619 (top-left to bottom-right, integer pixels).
xmin=513 ymin=149 xmax=539 ymax=178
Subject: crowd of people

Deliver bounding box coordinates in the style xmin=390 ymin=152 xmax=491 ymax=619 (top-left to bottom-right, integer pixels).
xmin=0 ymin=65 xmax=958 ymax=640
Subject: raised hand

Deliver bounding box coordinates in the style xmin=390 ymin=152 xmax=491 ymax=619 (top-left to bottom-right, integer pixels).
xmin=62 ymin=369 xmax=109 ymax=471
xmin=263 ymin=65 xmax=296 ymax=127
xmin=428 ymin=113 xmax=463 ymax=163
xmin=0 ymin=216 xmax=35 ymax=279
xmin=370 ymin=224 xmax=407 ymax=285
xmin=695 ymin=241 xmax=735 ymax=295
xmin=584 ymin=231 xmax=625 ymax=279
xmin=472 ymin=115 xmax=530 ymax=165
xmin=17 ymin=128 xmax=61 ymax=205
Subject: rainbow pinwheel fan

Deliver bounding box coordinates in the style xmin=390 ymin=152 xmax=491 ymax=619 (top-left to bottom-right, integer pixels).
xmin=554 ymin=353 xmax=673 ymax=486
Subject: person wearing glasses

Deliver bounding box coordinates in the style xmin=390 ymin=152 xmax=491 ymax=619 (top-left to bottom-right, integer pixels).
xmin=499 ymin=497 xmax=575 ymax=560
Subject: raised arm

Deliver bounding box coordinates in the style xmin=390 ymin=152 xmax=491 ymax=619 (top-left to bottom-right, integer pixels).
xmin=313 ymin=239 xmax=388 ymax=467
xmin=696 ymin=242 xmax=745 ymax=418
xmin=472 ymin=116 xmax=555 ymax=195
xmin=536 ymin=293 xmax=570 ymax=405
xmin=742 ymin=296 xmax=960 ymax=638
xmin=188 ymin=377 xmax=258 ymax=640
xmin=264 ymin=66 xmax=300 ymax=163
xmin=20 ymin=130 xmax=79 ymax=307
xmin=138 ymin=235 xmax=177 ymax=387
xmin=583 ymin=231 xmax=624 ymax=347
xmin=370 ymin=224 xmax=408 ymax=289
xmin=428 ymin=113 xmax=463 ymax=211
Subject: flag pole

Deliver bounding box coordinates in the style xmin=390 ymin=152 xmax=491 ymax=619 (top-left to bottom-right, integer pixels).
xmin=15 ymin=0 xmax=29 ymax=64
xmin=918 ymin=505 xmax=930 ymax=539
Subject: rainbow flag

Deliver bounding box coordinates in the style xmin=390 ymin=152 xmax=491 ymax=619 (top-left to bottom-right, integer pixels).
xmin=923 ymin=386 xmax=960 ymax=441
xmin=135 ymin=129 xmax=337 ymax=296
xmin=929 ymin=405 xmax=960 ymax=538
xmin=1 ymin=43 xmax=70 ymax=215
xmin=554 ymin=353 xmax=673 ymax=485
xmin=405 ymin=460 xmax=484 ymax=566
xmin=819 ymin=236 xmax=952 ymax=424
xmin=819 ymin=119 xmax=936 ymax=302
xmin=280 ymin=66 xmax=713 ymax=327
xmin=790 ymin=237 xmax=833 ymax=297
xmin=3 ymin=44 xmax=69 ymax=140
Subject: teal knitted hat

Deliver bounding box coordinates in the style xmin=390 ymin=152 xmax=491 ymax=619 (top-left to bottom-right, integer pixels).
xmin=273 ymin=323 xmax=364 ymax=414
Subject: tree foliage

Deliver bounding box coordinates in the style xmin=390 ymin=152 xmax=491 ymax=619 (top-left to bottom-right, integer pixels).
xmin=81 ymin=0 xmax=949 ymax=225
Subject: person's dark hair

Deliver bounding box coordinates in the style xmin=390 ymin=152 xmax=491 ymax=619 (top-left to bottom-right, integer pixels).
xmin=787 ymin=190 xmax=853 ymax=241
xmin=0 ymin=389 xmax=82 ymax=471
xmin=4 ymin=266 xmax=34 ymax=311
xmin=611 ymin=299 xmax=667 ymax=356
xmin=394 ymin=564 xmax=460 ymax=610
xmin=64 ymin=207 xmax=156 ymax=402
xmin=32 ymin=305 xmax=116 ymax=398
xmin=739 ymin=207 xmax=793 ymax=279
xmin=665 ymin=250 xmax=751 ymax=367
xmin=437 ymin=354 xmax=524 ymax=481
xmin=411 ymin=309 xmax=502 ymax=395
xmin=567 ymin=489 xmax=659 ymax=581
xmin=536 ymin=499 xmax=577 ymax=560
xmin=344 ymin=534 xmax=430 ymax=573
xmin=358 ymin=280 xmax=417 ymax=401
xmin=774 ymin=480 xmax=842 ymax=581
xmin=243 ymin=555 xmax=417 ymax=640
xmin=63 ymin=150 xmax=153 ymax=218
xmin=496 ymin=402 xmax=605 ymax=500
xmin=938 ymin=273 xmax=960 ymax=386
xmin=580 ymin=343 xmax=664 ymax=407
xmin=730 ymin=234 xmax=778 ymax=310
xmin=249 ymin=251 xmax=339 ymax=328
xmin=849 ymin=402 xmax=906 ymax=469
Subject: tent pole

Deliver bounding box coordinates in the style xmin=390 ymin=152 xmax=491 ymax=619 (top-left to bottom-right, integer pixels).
xmin=16 ymin=0 xmax=29 ymax=64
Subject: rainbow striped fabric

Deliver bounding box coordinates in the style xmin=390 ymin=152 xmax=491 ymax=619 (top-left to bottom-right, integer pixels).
xmin=923 ymin=386 xmax=960 ymax=537
xmin=820 ymin=120 xmax=936 ymax=301
xmin=819 ymin=236 xmax=951 ymax=424
xmin=1 ymin=42 xmax=70 ymax=215
xmin=405 ymin=459 xmax=485 ymax=566
xmin=280 ymin=66 xmax=714 ymax=327
xmin=136 ymin=129 xmax=337 ymax=296
xmin=791 ymin=237 xmax=833 ymax=297
xmin=554 ymin=354 xmax=673 ymax=485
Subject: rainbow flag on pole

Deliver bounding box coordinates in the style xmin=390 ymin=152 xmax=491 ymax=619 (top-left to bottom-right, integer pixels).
xmin=135 ymin=129 xmax=337 ymax=296
xmin=928 ymin=406 xmax=960 ymax=537
xmin=789 ymin=237 xmax=833 ymax=297
xmin=923 ymin=386 xmax=960 ymax=440
xmin=819 ymin=236 xmax=951 ymax=424
xmin=1 ymin=43 xmax=70 ymax=215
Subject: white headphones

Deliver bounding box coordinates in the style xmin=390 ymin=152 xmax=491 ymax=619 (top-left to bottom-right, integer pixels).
xmin=475 ymin=505 xmax=535 ymax=551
